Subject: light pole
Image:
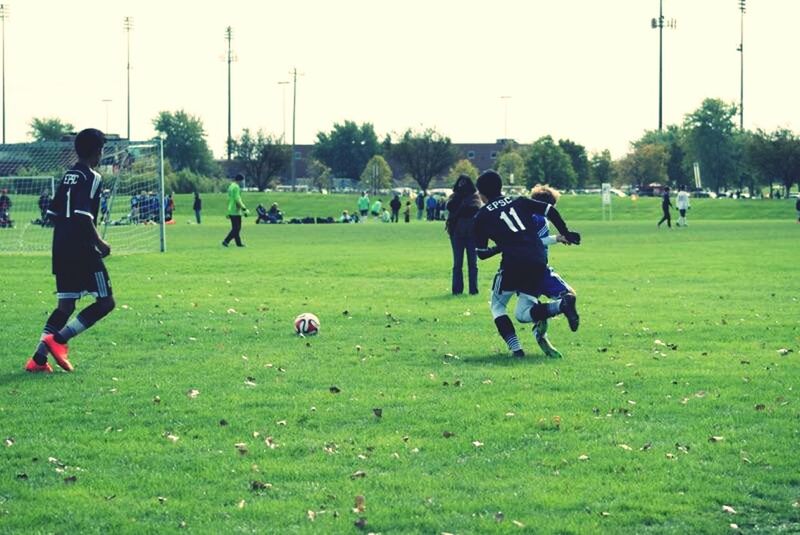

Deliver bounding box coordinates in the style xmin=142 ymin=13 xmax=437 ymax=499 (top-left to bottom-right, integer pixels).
xmin=277 ymin=80 xmax=289 ymax=141
xmin=289 ymin=67 xmax=303 ymax=187
xmin=225 ymin=26 xmax=233 ymax=160
xmin=124 ymin=16 xmax=133 ymax=140
xmin=0 ymin=4 xmax=9 ymax=144
xmin=737 ymin=0 xmax=745 ymax=130
xmin=102 ymin=99 xmax=112 ymax=133
xmin=651 ymin=0 xmax=676 ymax=131
xmin=500 ymin=96 xmax=511 ymax=140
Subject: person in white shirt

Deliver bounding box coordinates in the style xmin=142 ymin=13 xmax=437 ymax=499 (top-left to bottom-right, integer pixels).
xmin=676 ymin=185 xmax=691 ymax=227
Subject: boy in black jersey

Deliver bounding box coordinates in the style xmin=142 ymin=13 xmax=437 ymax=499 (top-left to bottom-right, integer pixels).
xmin=25 ymin=129 xmax=116 ymax=373
xmin=473 ymin=170 xmax=580 ymax=357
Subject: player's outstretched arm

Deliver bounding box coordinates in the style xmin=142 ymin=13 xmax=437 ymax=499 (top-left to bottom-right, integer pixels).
xmin=540 ymin=204 xmax=580 ymax=245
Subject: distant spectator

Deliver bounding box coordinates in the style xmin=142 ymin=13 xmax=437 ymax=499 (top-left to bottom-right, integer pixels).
xmin=403 ymin=200 xmax=411 ymax=223
xmin=0 ymin=189 xmax=12 ymax=228
xmin=426 ymin=194 xmax=437 ymax=221
xmin=340 ymin=210 xmax=352 ymax=223
xmin=796 ymin=195 xmax=800 ymax=223
xmin=193 ymin=191 xmax=202 ymax=224
xmin=99 ymin=189 xmax=111 ymax=224
xmin=371 ymin=198 xmax=382 ymax=219
xmin=267 ymin=203 xmax=283 ymax=223
xmin=255 ymin=203 xmax=270 ymax=224
xmin=38 ymin=190 xmax=51 ymax=221
xmin=381 ymin=208 xmax=391 ymax=222
xmin=390 ymin=193 xmax=401 ymax=223
xmin=222 ymin=173 xmax=248 ymax=247
xmin=358 ymin=191 xmax=370 ymax=220
xmin=415 ymin=191 xmax=425 ymax=220
xmin=165 ymin=193 xmax=175 ymax=222
xmin=446 ymin=174 xmax=482 ymax=295
xmin=436 ymin=196 xmax=446 ymax=220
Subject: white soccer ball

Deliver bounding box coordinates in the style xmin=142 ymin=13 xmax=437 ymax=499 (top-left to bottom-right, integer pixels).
xmin=294 ymin=312 xmax=320 ymax=336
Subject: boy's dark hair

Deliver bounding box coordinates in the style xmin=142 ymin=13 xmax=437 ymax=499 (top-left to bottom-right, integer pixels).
xmin=234 ymin=173 xmax=245 ymax=182
xmin=476 ymin=170 xmax=503 ymax=198
xmin=75 ymin=128 xmax=106 ymax=159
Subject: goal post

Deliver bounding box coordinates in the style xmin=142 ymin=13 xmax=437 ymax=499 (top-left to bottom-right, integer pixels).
xmin=0 ymin=139 xmax=165 ymax=254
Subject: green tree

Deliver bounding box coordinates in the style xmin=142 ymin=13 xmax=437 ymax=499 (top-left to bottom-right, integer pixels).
xmin=558 ymin=139 xmax=591 ymax=188
xmin=231 ymin=129 xmax=290 ymax=191
xmin=307 ymin=158 xmax=333 ymax=192
xmin=682 ymin=98 xmax=738 ymax=193
xmin=29 ymin=117 xmax=74 ymax=142
xmin=590 ymin=150 xmax=616 ymax=186
xmin=746 ymin=128 xmax=800 ymax=196
xmin=313 ymin=121 xmax=381 ymax=179
xmin=388 ymin=128 xmax=458 ymax=193
xmin=616 ymin=143 xmax=668 ymax=188
xmin=446 ymin=159 xmax=479 ymax=184
xmin=634 ymin=125 xmax=690 ymax=187
xmin=496 ymin=151 xmax=527 ymax=185
xmin=152 ymin=110 xmax=218 ymax=176
xmin=359 ymin=155 xmax=393 ymax=194
xmin=524 ymin=136 xmax=577 ymax=189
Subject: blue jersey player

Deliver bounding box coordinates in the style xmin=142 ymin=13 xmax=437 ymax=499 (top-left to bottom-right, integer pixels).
xmin=473 ymin=171 xmax=580 ymax=358
xmin=510 ymin=185 xmax=577 ymax=358
xmin=25 ymin=129 xmax=116 ymax=373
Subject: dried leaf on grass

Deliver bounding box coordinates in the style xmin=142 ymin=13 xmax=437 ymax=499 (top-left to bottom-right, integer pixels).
xmin=722 ymin=505 xmax=737 ymax=514
xmin=353 ymin=495 xmax=366 ymax=513
xmin=350 ymin=470 xmax=367 ymax=480
xmin=187 ymin=389 xmax=200 ymax=399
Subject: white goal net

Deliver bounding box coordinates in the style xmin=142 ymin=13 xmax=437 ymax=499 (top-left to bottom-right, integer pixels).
xmin=0 ymin=139 xmax=165 ymax=254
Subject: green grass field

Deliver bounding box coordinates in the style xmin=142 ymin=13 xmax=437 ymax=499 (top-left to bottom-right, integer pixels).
xmin=1 ymin=194 xmax=798 ymax=533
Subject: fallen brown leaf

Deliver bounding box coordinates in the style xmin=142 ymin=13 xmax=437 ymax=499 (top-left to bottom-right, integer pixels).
xmin=187 ymin=389 xmax=200 ymax=399
xmin=442 ymin=431 xmax=455 ymax=438
xmin=250 ymin=480 xmax=271 ymax=491
xmin=64 ymin=475 xmax=77 ymax=484
xmin=372 ymin=408 xmax=382 ymax=418
xmin=307 ymin=510 xmax=316 ymax=521
xmin=329 ymin=386 xmax=341 ymax=394
xmin=709 ymin=436 xmax=724 ymax=443
xmin=722 ymin=505 xmax=737 ymax=514
xmin=353 ymin=495 xmax=366 ymax=513
xmin=350 ymin=470 xmax=367 ymax=479
xmin=354 ymin=517 xmax=367 ymax=530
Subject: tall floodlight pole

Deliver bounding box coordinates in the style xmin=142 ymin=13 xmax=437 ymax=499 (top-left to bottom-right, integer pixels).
xmin=289 ymin=68 xmax=303 ymax=187
xmin=500 ymin=96 xmax=511 ymax=140
xmin=225 ymin=26 xmax=233 ymax=160
xmin=0 ymin=4 xmax=9 ymax=144
xmin=738 ymin=0 xmax=746 ymax=130
xmin=277 ymin=81 xmax=289 ymax=141
xmin=124 ymin=17 xmax=133 ymax=140
xmin=651 ymin=0 xmax=676 ymax=131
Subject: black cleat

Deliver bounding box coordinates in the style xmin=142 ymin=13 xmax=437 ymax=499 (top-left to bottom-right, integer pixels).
xmin=560 ymin=293 xmax=580 ymax=332
xmin=512 ymin=349 xmax=525 ymax=358
xmin=222 ymin=241 xmax=229 ymax=247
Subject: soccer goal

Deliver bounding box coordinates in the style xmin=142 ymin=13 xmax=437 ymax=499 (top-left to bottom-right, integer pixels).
xmin=0 ymin=139 xmax=166 ymax=254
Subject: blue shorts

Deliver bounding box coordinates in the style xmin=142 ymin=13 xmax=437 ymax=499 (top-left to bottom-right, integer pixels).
xmin=534 ymin=267 xmax=573 ymax=299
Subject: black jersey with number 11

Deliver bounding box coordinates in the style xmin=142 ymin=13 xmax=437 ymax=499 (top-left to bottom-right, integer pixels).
xmin=473 ymin=196 xmax=564 ymax=270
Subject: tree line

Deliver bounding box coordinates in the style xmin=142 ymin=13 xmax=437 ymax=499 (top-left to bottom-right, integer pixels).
xmin=26 ymin=97 xmax=800 ymax=195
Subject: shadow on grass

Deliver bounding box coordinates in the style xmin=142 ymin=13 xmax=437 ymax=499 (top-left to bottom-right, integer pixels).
xmin=459 ymin=353 xmax=555 ymax=366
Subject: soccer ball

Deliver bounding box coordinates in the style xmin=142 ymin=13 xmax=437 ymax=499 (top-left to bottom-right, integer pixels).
xmin=294 ymin=312 xmax=320 ymax=336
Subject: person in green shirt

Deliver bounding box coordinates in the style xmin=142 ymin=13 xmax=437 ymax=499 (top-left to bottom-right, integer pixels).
xmin=222 ymin=174 xmax=249 ymax=247
xmin=370 ymin=198 xmax=382 ymax=219
xmin=357 ymin=191 xmax=370 ymax=220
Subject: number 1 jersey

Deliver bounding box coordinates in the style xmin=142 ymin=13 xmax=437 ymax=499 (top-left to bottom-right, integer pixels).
xmin=473 ymin=196 xmax=553 ymax=270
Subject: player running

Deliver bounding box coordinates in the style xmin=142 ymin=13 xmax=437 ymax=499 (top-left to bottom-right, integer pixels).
xmin=473 ymin=170 xmax=580 ymax=358
xmin=510 ymin=185 xmax=578 ymax=359
xmin=25 ymin=128 xmax=115 ymax=373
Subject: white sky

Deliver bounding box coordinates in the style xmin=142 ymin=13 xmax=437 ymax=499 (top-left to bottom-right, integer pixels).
xmin=5 ymin=0 xmax=799 ymax=158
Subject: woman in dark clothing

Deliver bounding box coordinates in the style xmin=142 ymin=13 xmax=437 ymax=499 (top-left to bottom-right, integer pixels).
xmin=446 ymin=174 xmax=483 ymax=295
xmin=193 ymin=191 xmax=202 ymax=224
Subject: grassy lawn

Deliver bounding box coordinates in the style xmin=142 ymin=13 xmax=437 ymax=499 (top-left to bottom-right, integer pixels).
xmin=1 ymin=194 xmax=798 ymax=533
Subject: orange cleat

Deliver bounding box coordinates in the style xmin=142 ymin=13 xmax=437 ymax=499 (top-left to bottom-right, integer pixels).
xmin=42 ymin=334 xmax=73 ymax=372
xmin=25 ymin=358 xmax=53 ymax=373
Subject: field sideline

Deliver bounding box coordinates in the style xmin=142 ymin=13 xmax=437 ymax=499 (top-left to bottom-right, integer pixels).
xmin=1 ymin=195 xmax=798 ymax=533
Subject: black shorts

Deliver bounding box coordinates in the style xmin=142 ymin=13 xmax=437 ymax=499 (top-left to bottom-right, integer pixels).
xmin=55 ymin=266 xmax=112 ymax=299
xmin=359 ymin=210 xmax=368 ymax=217
xmin=493 ymin=264 xmax=546 ymax=296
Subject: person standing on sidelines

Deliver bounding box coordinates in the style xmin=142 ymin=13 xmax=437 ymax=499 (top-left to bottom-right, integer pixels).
xmin=25 ymin=128 xmax=115 ymax=373
xmin=657 ymin=186 xmax=673 ymax=228
xmin=415 ymin=191 xmax=425 ymax=220
xmin=390 ymin=193 xmax=402 ymax=223
xmin=445 ymin=174 xmax=482 ymax=295
xmin=193 ymin=191 xmax=202 ymax=224
xmin=222 ymin=174 xmax=248 ymax=247
xmin=676 ymin=185 xmax=690 ymax=226
xmin=795 ymin=195 xmax=800 ymax=223
xmin=357 ymin=191 xmax=370 ymax=221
